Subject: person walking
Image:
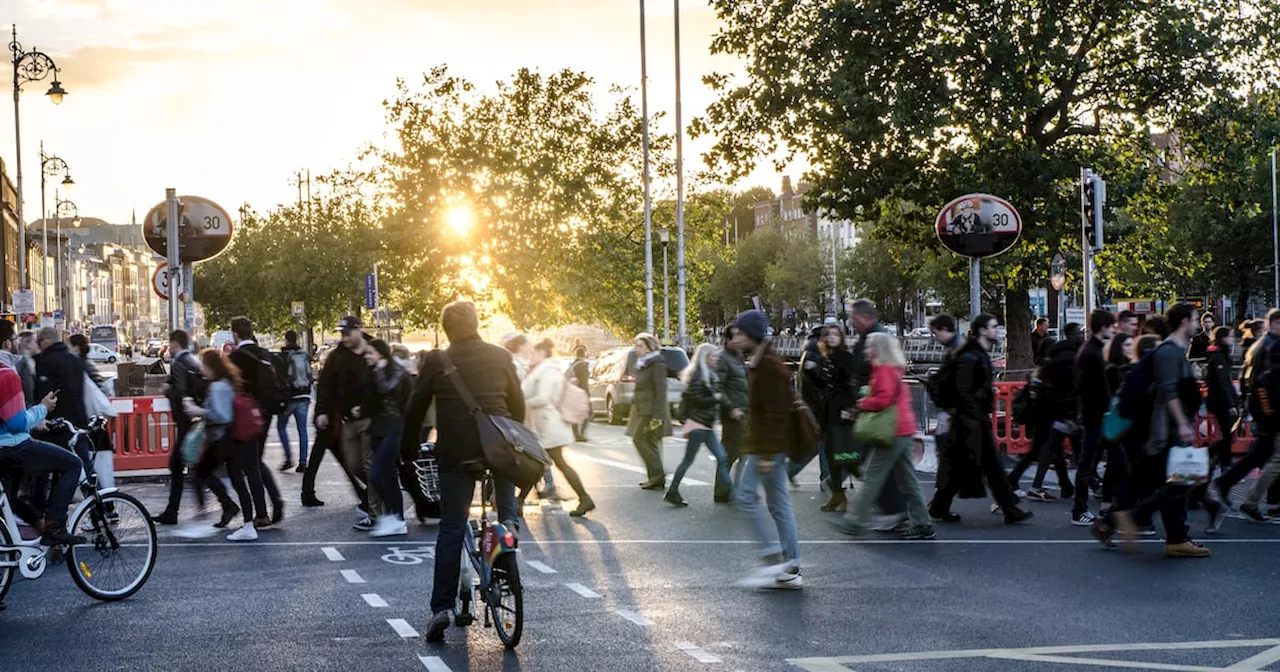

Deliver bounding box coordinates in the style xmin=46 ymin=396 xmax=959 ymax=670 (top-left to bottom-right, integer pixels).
xmin=361 ymin=339 xmax=412 ymax=537
xmin=1006 ymin=324 xmax=1081 ymax=502
xmin=1031 ymin=318 xmax=1055 ymax=366
xmin=34 ymin=327 xmax=87 ymax=430
xmin=154 ymin=330 xmax=209 ymax=525
xmin=227 ymin=317 xmax=284 ymax=527
xmin=715 ymin=325 xmax=749 ymax=504
xmin=833 ymin=333 xmax=935 ymax=539
xmin=1069 ymin=310 xmax=1116 ymax=526
xmin=1195 ymin=326 xmax=1239 ymax=529
xmin=1189 ymin=312 xmax=1215 ymax=361
xmin=628 ymin=333 xmax=669 ymax=490
xmin=929 ymin=315 xmax=1035 ymax=525
xmin=302 ymin=316 xmax=372 ymax=519
xmin=1211 ymin=309 xmax=1280 ymax=511
xmin=504 ymin=333 xmax=557 ymax=499
xmin=278 ymin=330 xmax=313 ymax=473
xmin=569 ymin=345 xmax=591 ymax=442
xmin=400 ymin=301 xmax=525 ymax=642
xmin=182 ymin=349 xmax=262 ymax=542
xmin=523 ymin=339 xmax=595 ymax=517
xmin=798 ymin=324 xmax=856 ymax=511
xmin=665 ymin=343 xmax=734 ymax=507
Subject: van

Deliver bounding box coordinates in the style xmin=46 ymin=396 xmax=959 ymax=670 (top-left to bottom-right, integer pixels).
xmin=588 ymin=346 xmax=689 ymax=425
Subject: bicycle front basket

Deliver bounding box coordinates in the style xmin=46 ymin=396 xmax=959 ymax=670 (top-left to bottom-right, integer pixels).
xmin=414 ymin=442 xmax=441 ymax=503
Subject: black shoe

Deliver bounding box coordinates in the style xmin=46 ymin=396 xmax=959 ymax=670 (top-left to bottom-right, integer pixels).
xmin=1004 ymin=507 xmax=1034 ymax=525
xmin=929 ymin=509 xmax=962 ymax=523
xmin=301 ymin=495 xmax=325 ymax=507
xmin=41 ymin=526 xmax=87 ymax=547
xmin=899 ymin=525 xmax=937 ymax=540
xmin=151 ymin=511 xmax=179 ymax=525
xmin=569 ymin=497 xmax=596 ymax=517
xmin=215 ymin=504 xmax=240 ymax=529
xmin=1240 ymin=503 xmax=1271 ymax=523
xmin=353 ymin=515 xmax=374 ymax=532
xmin=714 ymin=496 xmax=733 ymax=504
xmin=295 ymin=464 xmax=306 ymax=474
xmin=425 ymin=610 xmax=451 ymax=642
xmin=254 ymin=515 xmax=273 ymax=529
xmin=272 ymin=501 xmax=285 ymax=525
xmin=279 ymin=461 xmax=295 ymax=472
xmin=663 ymin=492 xmax=688 ymax=507
xmin=639 ymin=479 xmax=665 ymax=491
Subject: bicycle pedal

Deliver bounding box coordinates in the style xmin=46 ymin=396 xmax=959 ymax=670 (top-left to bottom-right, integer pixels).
xmin=455 ymin=613 xmax=475 ymax=627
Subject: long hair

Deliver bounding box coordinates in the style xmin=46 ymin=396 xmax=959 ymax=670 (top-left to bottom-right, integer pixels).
xmin=200 ymin=348 xmax=243 ymax=391
xmin=683 ymin=343 xmax=717 ymax=387
xmin=634 ymin=333 xmax=660 ymax=355
xmin=817 ymin=324 xmax=844 ymax=357
xmin=864 ymin=332 xmax=907 ymax=369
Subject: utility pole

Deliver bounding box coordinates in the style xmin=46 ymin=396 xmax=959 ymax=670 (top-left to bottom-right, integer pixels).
xmin=639 ymin=0 xmax=655 ymax=335
xmin=673 ymin=0 xmax=687 ymax=345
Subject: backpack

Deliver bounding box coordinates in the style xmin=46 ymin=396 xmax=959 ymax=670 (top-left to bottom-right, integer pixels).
xmin=239 ymin=344 xmax=289 ymax=415
xmin=1011 ymin=378 xmax=1044 ymax=426
xmin=1115 ymin=343 xmax=1162 ymax=421
xmin=928 ymin=353 xmax=960 ymax=410
xmin=557 ymin=376 xmax=591 ymax=424
xmin=231 ymin=392 xmax=265 ymax=441
xmin=285 ymin=349 xmax=312 ymax=395
xmin=1246 ymin=339 xmax=1276 ymax=429
xmin=175 ymin=351 xmax=209 ymax=402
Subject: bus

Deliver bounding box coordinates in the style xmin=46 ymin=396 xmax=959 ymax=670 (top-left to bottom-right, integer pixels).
xmin=90 ymin=325 xmax=120 ymax=353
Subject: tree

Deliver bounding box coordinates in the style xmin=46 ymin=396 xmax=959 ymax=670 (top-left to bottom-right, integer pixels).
xmin=694 ymin=0 xmax=1278 ymax=368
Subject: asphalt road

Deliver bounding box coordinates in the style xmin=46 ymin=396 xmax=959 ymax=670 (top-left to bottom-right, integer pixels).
xmin=4 ymin=419 xmax=1280 ymax=672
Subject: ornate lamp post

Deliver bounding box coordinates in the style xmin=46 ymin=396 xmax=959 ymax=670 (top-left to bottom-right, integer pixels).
xmin=39 ymin=144 xmax=72 ymax=311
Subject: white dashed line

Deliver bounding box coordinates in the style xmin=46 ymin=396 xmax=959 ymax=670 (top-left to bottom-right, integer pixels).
xmin=387 ymin=618 xmax=419 ymax=638
xmin=525 ymin=560 xmax=558 ymax=574
xmin=419 ymin=656 xmax=452 ymax=672
xmin=564 ymin=450 xmax=709 ymax=485
xmin=361 ymin=593 xmax=389 ymax=608
xmin=340 ymin=569 xmax=366 ymax=584
xmin=564 ymin=582 xmax=601 ymax=598
xmin=676 ymin=642 xmax=722 ymax=664
xmin=321 ymin=546 xmax=345 ymax=561
xmin=615 ymin=609 xmax=653 ymax=626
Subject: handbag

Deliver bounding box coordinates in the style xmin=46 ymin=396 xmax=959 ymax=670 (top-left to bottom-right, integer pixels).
xmin=180 ymin=421 xmax=207 ymax=464
xmin=440 ymin=352 xmax=551 ymax=490
xmin=1103 ymin=397 xmax=1132 ymax=440
xmin=854 ymin=404 xmax=897 ymax=448
xmin=83 ymin=373 xmax=117 ymax=419
xmin=1166 ymin=445 xmax=1210 ymax=485
xmin=789 ymin=371 xmax=821 ymax=462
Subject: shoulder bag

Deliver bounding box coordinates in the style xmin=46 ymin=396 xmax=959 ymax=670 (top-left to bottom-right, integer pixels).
xmin=440 ymin=351 xmax=550 ymax=489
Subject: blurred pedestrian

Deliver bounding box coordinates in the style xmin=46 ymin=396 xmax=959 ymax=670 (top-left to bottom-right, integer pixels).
xmin=523 ymin=339 xmax=595 ymax=517
xmin=183 ymin=349 xmax=260 ymax=541
xmin=363 ymin=339 xmax=412 ymax=537
xmin=715 ymin=326 xmax=749 ymax=504
xmin=666 ymin=343 xmax=732 ymax=507
xmin=628 ymin=333 xmax=669 ymax=490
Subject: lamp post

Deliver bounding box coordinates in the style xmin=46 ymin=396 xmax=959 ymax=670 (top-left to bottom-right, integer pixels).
xmin=54 ymin=196 xmax=77 ymax=313
xmin=39 ymin=143 xmax=72 ymax=311
xmin=672 ymin=0 xmax=687 ymax=346
xmin=659 ymin=227 xmax=671 ymax=341
xmin=639 ymin=0 xmax=655 ymax=335
xmin=10 ymin=25 xmax=67 ymax=300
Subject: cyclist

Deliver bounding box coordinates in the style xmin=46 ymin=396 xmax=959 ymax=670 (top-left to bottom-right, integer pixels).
xmin=401 ymin=300 xmax=525 ymax=643
xmin=0 ymin=349 xmax=83 ymax=547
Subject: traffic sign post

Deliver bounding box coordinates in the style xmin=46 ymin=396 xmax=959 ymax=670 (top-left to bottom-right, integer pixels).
xmin=291 ymin=302 xmax=305 ymax=319
xmin=935 ymin=194 xmax=1023 ymax=319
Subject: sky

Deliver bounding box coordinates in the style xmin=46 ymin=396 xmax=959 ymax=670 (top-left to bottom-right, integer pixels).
xmin=2 ymin=0 xmax=796 ymax=226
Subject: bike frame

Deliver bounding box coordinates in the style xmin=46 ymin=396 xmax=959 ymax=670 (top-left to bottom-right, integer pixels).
xmin=460 ymin=472 xmax=518 ymax=594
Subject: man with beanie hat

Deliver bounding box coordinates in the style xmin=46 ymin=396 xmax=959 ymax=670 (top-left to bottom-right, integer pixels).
xmin=732 ymin=310 xmax=803 ymax=590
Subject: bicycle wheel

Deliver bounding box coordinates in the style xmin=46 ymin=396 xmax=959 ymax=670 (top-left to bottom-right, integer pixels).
xmin=67 ymin=492 xmax=157 ymax=601
xmin=487 ymin=553 xmax=523 ymax=649
xmin=0 ymin=523 xmax=14 ymax=606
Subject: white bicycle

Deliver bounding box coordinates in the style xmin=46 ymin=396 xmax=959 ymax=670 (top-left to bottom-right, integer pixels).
xmin=0 ymin=417 xmax=158 ymax=605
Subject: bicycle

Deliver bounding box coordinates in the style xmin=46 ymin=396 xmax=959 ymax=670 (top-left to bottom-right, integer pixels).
xmin=0 ymin=417 xmax=158 ymax=605
xmin=454 ymin=467 xmax=524 ymax=649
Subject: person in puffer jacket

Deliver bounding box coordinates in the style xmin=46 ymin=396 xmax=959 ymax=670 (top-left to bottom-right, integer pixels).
xmin=664 ymin=343 xmax=733 ymax=507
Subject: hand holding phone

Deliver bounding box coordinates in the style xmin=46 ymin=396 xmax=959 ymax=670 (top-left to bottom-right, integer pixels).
xmin=40 ymin=390 xmax=57 ymax=411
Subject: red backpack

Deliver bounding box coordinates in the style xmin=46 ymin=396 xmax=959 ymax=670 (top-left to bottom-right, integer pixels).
xmin=232 ymin=392 xmax=264 ymax=441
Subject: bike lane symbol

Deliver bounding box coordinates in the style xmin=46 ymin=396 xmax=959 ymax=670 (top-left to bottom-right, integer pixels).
xmin=381 ymin=546 xmax=436 ymax=565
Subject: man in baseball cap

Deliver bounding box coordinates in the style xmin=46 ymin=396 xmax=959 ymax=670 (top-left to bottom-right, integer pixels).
xmin=337 ymin=315 xmax=363 ymax=333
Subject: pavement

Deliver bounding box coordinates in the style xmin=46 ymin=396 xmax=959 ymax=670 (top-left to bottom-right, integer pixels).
xmin=4 ymin=419 xmax=1280 ymax=672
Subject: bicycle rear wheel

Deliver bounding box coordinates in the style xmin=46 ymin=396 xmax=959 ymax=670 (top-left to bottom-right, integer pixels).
xmin=0 ymin=523 xmax=14 ymax=606
xmin=67 ymin=492 xmax=157 ymax=601
xmin=488 ymin=553 xmax=523 ymax=649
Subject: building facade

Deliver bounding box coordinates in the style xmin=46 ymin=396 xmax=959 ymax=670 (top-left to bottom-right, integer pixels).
xmin=752 ymin=176 xmax=859 ymax=251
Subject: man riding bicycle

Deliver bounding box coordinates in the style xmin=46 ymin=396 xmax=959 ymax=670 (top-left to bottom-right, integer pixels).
xmin=401 ymin=300 xmax=525 ymax=643
xmin=0 ymin=319 xmax=83 ymax=547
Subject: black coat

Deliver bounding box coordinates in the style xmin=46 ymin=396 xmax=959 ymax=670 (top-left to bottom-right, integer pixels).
xmin=1041 ymin=339 xmax=1080 ymax=422
xmin=35 ymin=342 xmax=87 ymax=427
xmin=680 ymin=373 xmax=723 ymax=428
xmin=316 ymin=340 xmax=374 ymax=420
xmin=166 ymin=350 xmax=206 ymax=431
xmin=631 ymin=354 xmax=668 ymax=419
xmin=1205 ymin=344 xmax=1239 ymax=414
xmin=1105 ymin=333 xmax=1133 ymax=394
xmin=716 ymin=347 xmax=748 ymax=425
xmin=400 ymin=336 xmax=525 ymax=473
xmin=1075 ymin=336 xmax=1110 ymax=426
xmin=369 ymin=361 xmax=412 ymax=438
xmin=1189 ymin=331 xmax=1211 ymax=361
xmin=937 ymin=338 xmax=991 ymax=500
xmin=953 ymin=338 xmax=994 ymax=423
xmin=800 ymin=345 xmax=855 ymax=427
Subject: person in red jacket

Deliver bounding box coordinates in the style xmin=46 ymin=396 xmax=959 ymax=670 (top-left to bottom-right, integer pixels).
xmin=833 ymin=332 xmax=935 ymax=540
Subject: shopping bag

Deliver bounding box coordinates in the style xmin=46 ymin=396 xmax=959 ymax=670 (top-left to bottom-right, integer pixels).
xmin=83 ymin=373 xmax=118 ymax=418
xmin=1166 ymin=445 xmax=1210 ymax=485
xmin=1103 ymin=397 xmax=1131 ymax=441
xmin=181 ymin=422 xmax=207 ymax=465
xmin=853 ymin=405 xmax=898 ymax=449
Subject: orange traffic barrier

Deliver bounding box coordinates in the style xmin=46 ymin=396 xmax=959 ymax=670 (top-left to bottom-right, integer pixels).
xmin=109 ymin=396 xmax=176 ymax=473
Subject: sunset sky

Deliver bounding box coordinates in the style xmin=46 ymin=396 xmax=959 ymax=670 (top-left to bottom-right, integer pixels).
xmin=2 ymin=0 xmax=793 ymax=226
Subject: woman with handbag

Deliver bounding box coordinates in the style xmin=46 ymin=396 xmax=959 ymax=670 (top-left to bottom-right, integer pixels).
xmin=522 ymin=339 xmax=595 ymax=517
xmin=833 ymin=333 xmax=935 ymax=540
xmin=800 ymin=324 xmax=856 ymax=512
xmin=665 ymin=343 xmax=733 ymax=507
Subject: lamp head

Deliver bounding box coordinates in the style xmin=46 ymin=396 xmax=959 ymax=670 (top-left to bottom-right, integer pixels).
xmin=46 ymin=80 xmax=67 ymax=105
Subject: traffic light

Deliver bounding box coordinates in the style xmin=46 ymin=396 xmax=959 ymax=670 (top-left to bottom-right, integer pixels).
xmin=1081 ymin=169 xmax=1105 ymax=250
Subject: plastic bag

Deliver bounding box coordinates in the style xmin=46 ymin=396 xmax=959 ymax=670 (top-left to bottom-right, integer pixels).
xmin=181 ymin=421 xmax=207 ymax=465
xmin=1166 ymin=445 xmax=1209 ymax=485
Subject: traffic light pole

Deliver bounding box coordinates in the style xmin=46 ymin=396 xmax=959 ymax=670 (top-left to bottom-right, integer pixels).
xmin=1081 ymin=168 xmax=1105 ymax=313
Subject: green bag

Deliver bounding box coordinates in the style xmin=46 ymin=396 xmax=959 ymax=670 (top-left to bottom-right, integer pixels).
xmin=854 ymin=404 xmax=898 ymax=448
xmin=180 ymin=421 xmax=207 ymax=464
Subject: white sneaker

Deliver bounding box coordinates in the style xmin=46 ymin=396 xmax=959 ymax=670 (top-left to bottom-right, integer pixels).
xmin=173 ymin=523 xmax=219 ymax=539
xmin=737 ymin=560 xmax=791 ymax=588
xmin=772 ymin=564 xmax=803 ymax=590
xmin=226 ymin=523 xmax=258 ymax=541
xmin=1013 ymin=488 xmax=1027 ymax=498
xmin=371 ymin=516 xmax=408 ymax=538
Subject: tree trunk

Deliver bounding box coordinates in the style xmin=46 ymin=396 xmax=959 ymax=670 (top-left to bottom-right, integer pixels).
xmin=1005 ymin=287 xmax=1034 ymax=372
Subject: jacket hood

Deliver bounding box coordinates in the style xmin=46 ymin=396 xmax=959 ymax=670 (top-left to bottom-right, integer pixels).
xmin=0 ymin=351 xmax=20 ymax=369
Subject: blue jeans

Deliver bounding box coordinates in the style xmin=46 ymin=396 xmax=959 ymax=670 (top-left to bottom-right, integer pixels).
xmin=371 ymin=431 xmax=403 ymax=518
xmin=430 ymin=469 xmax=519 ymax=614
xmin=669 ymin=429 xmax=732 ymax=494
xmin=277 ymin=398 xmax=310 ymax=465
xmin=736 ymin=454 xmax=800 ymax=564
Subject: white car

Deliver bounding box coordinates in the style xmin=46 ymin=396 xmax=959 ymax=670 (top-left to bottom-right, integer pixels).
xmin=88 ymin=343 xmax=123 ymax=364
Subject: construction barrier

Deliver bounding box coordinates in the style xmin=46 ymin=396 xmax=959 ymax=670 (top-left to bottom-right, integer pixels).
xmin=991 ymin=382 xmax=1255 ymax=457
xmin=109 ymin=396 xmax=175 ymax=474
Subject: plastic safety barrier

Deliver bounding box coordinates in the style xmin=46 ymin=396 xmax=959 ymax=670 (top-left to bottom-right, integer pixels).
xmin=108 ymin=396 xmax=175 ymax=473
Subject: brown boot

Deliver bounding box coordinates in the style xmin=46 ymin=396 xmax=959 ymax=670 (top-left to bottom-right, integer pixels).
xmin=820 ymin=490 xmax=847 ymax=513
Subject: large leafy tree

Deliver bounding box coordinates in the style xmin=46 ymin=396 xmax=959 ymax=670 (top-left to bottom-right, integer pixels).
xmin=694 ymin=0 xmax=1278 ymax=368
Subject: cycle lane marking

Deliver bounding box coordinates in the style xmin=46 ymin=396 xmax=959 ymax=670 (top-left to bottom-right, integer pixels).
xmin=616 ymin=609 xmax=653 ymax=626
xmin=321 ymin=546 xmax=344 ymax=561
xmin=564 ymin=582 xmax=601 ymax=598
xmin=525 ymin=560 xmax=557 ymax=574
xmin=419 ymin=656 xmax=452 ymax=672
xmin=387 ymin=618 xmax=419 ymax=638
xmin=675 ymin=642 xmax=722 ymax=664
xmin=340 ymin=569 xmax=366 ymax=584
xmin=361 ymin=593 xmax=389 ymax=608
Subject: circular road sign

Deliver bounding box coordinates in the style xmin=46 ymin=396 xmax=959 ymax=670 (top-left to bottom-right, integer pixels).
xmin=153 ymin=262 xmax=178 ymax=300
xmin=1050 ymin=252 xmax=1067 ymax=291
xmin=935 ymin=193 xmax=1023 ymax=259
xmin=143 ymin=195 xmax=234 ymax=262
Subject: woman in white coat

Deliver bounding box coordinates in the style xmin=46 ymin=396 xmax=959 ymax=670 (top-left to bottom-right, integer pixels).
xmin=523 ymin=339 xmax=595 ymax=517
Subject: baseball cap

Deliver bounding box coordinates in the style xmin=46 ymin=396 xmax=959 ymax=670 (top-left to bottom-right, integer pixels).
xmin=337 ymin=316 xmax=362 ymax=332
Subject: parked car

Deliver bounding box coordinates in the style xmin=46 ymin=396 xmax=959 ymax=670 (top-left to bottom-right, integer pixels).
xmin=88 ymin=343 xmax=123 ymax=364
xmin=144 ymin=339 xmax=164 ymax=357
xmin=588 ymin=346 xmax=689 ymax=425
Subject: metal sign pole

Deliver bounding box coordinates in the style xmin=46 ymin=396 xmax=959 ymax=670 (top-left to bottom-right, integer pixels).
xmin=165 ymin=189 xmax=180 ymax=332
xmin=182 ymin=261 xmax=194 ymax=334
xmin=970 ymin=257 xmax=981 ymax=319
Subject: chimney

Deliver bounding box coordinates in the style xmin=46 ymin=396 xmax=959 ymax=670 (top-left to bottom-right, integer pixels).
xmin=781 ymin=176 xmax=793 ymax=195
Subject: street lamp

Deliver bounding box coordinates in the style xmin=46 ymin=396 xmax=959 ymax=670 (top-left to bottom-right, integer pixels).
xmin=659 ymin=227 xmax=671 ymax=341
xmin=55 ymin=196 xmax=77 ymax=312
xmin=10 ymin=24 xmax=67 ymax=299
xmin=39 ymin=143 xmax=72 ymax=311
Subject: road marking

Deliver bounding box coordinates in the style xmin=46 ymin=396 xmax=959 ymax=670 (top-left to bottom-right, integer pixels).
xmin=1228 ymin=643 xmax=1280 ymax=669
xmin=361 ymin=593 xmax=389 ymax=608
xmin=615 ymin=609 xmax=653 ymax=626
xmin=675 ymin=642 xmax=721 ymax=663
xmin=321 ymin=546 xmax=344 ymax=561
xmin=525 ymin=560 xmax=558 ymax=574
xmin=564 ymin=582 xmax=601 ymax=598
xmin=387 ymin=618 xmax=419 ymax=638
xmin=565 ymin=449 xmax=709 ymax=485
xmin=419 ymin=656 xmax=452 ymax=672
xmin=340 ymin=569 xmax=365 ymax=584
xmin=152 ymin=537 xmax=1280 ymax=548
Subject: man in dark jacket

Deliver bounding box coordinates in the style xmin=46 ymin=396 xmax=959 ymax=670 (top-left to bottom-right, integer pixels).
xmin=715 ymin=325 xmax=749 ymax=503
xmin=629 ymin=333 xmax=669 ymax=489
xmin=930 ymin=315 xmax=1033 ymax=525
xmin=1069 ymin=310 xmax=1115 ymax=525
xmin=400 ymin=301 xmax=525 ymax=641
xmin=1007 ymin=325 xmax=1079 ymax=503
xmin=227 ymin=317 xmax=284 ymax=526
xmin=1189 ymin=312 xmax=1215 ymax=361
xmin=1031 ymin=318 xmax=1055 ymax=366
xmin=302 ymin=316 xmax=374 ymax=512
xmin=1213 ymin=308 xmax=1280 ymax=512
xmin=570 ymin=346 xmax=590 ymax=442
xmin=154 ymin=330 xmax=208 ymax=524
xmin=34 ymin=326 xmax=87 ymax=428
